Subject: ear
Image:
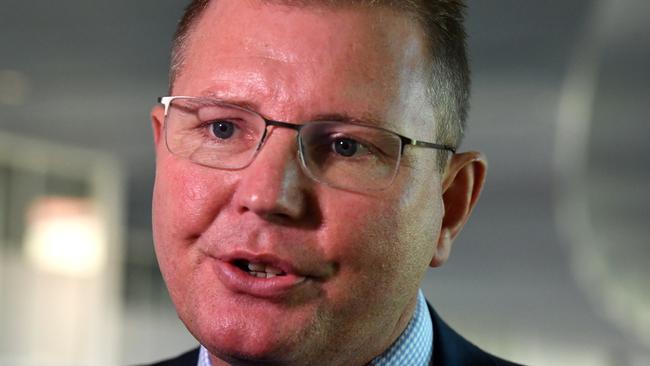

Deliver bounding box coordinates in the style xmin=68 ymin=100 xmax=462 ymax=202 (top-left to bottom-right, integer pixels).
xmin=151 ymin=104 xmax=165 ymax=148
xmin=430 ymin=151 xmax=487 ymax=267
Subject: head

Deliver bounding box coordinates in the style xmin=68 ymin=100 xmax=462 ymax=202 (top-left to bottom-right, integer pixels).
xmin=151 ymin=0 xmax=486 ymax=365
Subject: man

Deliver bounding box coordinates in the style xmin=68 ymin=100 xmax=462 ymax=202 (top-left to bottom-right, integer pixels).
xmin=147 ymin=0 xmax=519 ymax=365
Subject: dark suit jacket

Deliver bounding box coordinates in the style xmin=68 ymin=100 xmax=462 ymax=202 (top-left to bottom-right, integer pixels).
xmin=143 ymin=303 xmax=522 ymax=366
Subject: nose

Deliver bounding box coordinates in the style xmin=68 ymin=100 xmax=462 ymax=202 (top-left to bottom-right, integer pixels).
xmin=234 ymin=128 xmax=310 ymax=222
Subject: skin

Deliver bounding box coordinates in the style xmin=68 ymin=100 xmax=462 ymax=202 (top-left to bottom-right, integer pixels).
xmin=150 ymin=1 xmax=487 ymax=365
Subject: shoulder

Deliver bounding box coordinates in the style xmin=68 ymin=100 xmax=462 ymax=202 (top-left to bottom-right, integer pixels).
xmin=136 ymin=347 xmax=200 ymax=366
xmin=427 ymin=302 xmax=524 ymax=366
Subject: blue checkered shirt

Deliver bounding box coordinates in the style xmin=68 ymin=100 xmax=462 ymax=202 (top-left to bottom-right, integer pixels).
xmin=198 ymin=290 xmax=433 ymax=366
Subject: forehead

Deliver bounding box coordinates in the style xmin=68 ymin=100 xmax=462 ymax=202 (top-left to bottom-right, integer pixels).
xmin=174 ymin=0 xmax=431 ymax=126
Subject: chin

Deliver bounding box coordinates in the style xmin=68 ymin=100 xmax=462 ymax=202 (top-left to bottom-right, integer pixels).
xmin=188 ymin=298 xmax=315 ymax=365
xmin=201 ymin=327 xmax=305 ymax=366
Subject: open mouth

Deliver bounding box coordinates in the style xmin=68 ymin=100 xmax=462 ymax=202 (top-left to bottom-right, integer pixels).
xmin=233 ymin=259 xmax=288 ymax=279
xmin=213 ymin=255 xmax=311 ymax=297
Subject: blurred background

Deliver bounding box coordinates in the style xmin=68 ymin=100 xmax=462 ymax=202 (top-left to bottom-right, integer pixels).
xmin=1 ymin=0 xmax=648 ymax=365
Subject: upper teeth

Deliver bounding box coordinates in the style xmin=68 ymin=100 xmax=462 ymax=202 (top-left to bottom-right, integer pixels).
xmin=247 ymin=262 xmax=284 ymax=278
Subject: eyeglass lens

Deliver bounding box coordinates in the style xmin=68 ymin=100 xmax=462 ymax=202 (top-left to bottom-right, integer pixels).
xmin=164 ymin=97 xmax=403 ymax=191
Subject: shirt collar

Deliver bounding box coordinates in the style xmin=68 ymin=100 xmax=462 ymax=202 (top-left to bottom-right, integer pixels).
xmin=198 ymin=290 xmax=433 ymax=366
xmin=369 ymin=290 xmax=433 ymax=366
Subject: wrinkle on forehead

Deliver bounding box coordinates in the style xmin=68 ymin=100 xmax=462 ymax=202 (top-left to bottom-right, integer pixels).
xmin=197 ymin=57 xmax=306 ymax=108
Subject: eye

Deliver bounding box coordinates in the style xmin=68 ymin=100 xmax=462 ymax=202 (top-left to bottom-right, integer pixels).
xmin=332 ymin=138 xmax=361 ymax=157
xmin=210 ymin=121 xmax=235 ymax=139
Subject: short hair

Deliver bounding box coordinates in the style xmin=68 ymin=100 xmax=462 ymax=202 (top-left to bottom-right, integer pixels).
xmin=169 ymin=0 xmax=470 ymax=168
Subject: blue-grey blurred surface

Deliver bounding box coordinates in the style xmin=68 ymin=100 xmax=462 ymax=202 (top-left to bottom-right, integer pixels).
xmin=1 ymin=1 xmax=649 ymax=365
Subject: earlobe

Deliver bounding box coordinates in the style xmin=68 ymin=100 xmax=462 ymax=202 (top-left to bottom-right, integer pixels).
xmin=430 ymin=228 xmax=452 ymax=267
xmin=430 ymin=152 xmax=487 ymax=267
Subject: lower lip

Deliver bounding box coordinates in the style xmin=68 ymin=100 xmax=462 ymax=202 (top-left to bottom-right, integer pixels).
xmin=213 ymin=259 xmax=308 ymax=299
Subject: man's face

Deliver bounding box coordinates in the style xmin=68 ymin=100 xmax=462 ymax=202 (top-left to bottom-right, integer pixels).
xmin=152 ymin=1 xmax=445 ymax=365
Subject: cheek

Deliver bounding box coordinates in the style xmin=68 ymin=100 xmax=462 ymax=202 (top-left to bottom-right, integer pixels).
xmin=319 ymin=193 xmax=402 ymax=275
xmin=319 ymin=182 xmax=442 ymax=293
xmin=152 ymin=158 xmax=239 ymax=316
xmin=152 ymin=157 xmax=236 ymax=259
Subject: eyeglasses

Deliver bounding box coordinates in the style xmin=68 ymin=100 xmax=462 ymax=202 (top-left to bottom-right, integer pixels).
xmin=157 ymin=96 xmax=455 ymax=192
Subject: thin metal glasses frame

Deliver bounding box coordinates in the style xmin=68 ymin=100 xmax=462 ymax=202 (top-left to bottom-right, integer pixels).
xmin=157 ymin=96 xmax=457 ymax=155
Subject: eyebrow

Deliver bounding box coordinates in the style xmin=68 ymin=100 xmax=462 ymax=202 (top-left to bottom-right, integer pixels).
xmin=310 ymin=112 xmax=388 ymax=128
xmin=198 ymin=90 xmax=261 ymax=112
xmin=196 ymin=90 xmax=389 ymax=128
